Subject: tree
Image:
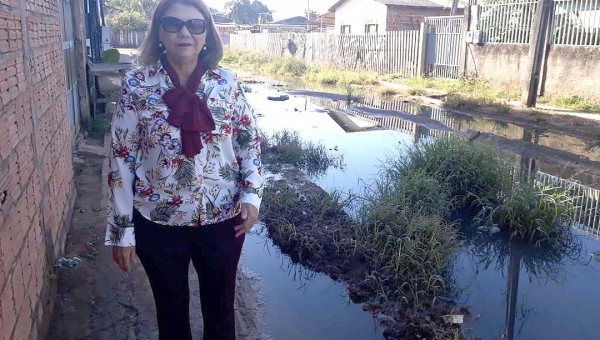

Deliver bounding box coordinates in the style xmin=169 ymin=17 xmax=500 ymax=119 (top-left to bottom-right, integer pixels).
xmin=305 ymin=9 xmax=318 ymax=21
xmin=105 ymin=0 xmax=160 ymax=30
xmin=106 ymin=10 xmax=148 ymax=31
xmin=224 ymin=0 xmax=272 ymax=24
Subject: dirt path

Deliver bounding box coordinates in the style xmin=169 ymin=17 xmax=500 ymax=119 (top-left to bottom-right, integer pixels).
xmin=46 ymin=135 xmax=270 ymax=340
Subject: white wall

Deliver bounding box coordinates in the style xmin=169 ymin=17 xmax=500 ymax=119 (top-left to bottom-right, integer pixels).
xmin=335 ymin=0 xmax=388 ymax=34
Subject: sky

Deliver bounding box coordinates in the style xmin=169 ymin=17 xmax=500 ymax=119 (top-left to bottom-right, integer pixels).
xmin=203 ymin=0 xmax=338 ymax=20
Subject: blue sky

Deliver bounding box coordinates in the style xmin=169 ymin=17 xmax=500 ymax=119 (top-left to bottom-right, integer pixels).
xmin=204 ymin=0 xmax=336 ymax=20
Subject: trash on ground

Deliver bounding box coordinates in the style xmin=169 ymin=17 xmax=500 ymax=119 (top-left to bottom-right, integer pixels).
xmin=56 ymin=257 xmax=83 ymax=268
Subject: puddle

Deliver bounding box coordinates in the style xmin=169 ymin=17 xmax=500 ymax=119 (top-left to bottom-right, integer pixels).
xmin=455 ymin=231 xmax=600 ymax=340
xmin=242 ymin=224 xmax=384 ymax=340
xmin=245 ymin=85 xmax=600 ymax=340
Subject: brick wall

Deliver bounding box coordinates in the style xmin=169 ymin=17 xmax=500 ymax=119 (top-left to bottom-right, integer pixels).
xmin=386 ymin=6 xmax=460 ymax=31
xmin=0 ymin=0 xmax=82 ymax=338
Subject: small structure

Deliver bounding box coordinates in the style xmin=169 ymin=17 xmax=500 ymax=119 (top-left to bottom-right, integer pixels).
xmin=309 ymin=11 xmax=336 ymax=33
xmin=329 ymin=0 xmax=464 ymax=33
xmin=213 ymin=14 xmax=238 ymax=44
xmin=260 ymin=16 xmax=309 ymax=33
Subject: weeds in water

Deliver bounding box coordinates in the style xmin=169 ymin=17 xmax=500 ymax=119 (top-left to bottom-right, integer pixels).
xmin=390 ymin=137 xmax=514 ymax=209
xmin=262 ymin=129 xmax=345 ymax=177
xmin=474 ymin=182 xmax=575 ymax=246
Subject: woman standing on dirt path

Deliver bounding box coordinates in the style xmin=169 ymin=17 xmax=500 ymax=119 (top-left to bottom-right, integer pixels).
xmin=104 ymin=0 xmax=263 ymax=339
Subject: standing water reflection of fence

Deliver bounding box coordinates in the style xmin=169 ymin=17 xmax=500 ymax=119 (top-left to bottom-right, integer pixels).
xmin=308 ymin=95 xmax=600 ymax=234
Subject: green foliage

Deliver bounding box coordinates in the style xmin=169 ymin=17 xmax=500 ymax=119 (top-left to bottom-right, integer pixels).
xmin=101 ymin=49 xmax=121 ymax=63
xmin=546 ymin=95 xmax=600 ymax=113
xmin=224 ymin=0 xmax=272 ymax=24
xmin=105 ymin=0 xmax=159 ymax=22
xmin=88 ymin=115 xmax=111 ymax=136
xmin=390 ymin=137 xmax=514 ymax=209
xmin=106 ymin=10 xmax=148 ymax=31
xmin=474 ymin=182 xmax=575 ymax=246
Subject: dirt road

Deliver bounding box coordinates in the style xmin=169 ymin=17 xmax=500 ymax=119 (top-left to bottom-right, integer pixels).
xmin=46 ymin=135 xmax=270 ymax=340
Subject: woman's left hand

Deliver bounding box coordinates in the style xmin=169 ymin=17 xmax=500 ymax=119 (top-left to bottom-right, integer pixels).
xmin=235 ymin=203 xmax=259 ymax=237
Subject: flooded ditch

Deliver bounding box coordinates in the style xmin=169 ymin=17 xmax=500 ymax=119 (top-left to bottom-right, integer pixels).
xmin=244 ymin=84 xmax=600 ymax=339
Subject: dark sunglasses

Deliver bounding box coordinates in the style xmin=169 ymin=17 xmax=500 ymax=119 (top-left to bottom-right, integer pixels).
xmin=160 ymin=16 xmax=206 ymax=34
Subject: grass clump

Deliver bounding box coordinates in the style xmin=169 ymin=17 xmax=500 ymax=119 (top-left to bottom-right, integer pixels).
xmin=261 ymin=129 xmax=345 ymax=177
xmin=474 ymin=182 xmax=574 ymax=246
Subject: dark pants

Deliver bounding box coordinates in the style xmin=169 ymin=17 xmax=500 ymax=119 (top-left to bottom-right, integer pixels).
xmin=133 ymin=210 xmax=245 ymax=340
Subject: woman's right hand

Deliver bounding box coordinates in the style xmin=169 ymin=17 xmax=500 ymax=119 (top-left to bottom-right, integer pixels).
xmin=112 ymin=246 xmax=137 ymax=273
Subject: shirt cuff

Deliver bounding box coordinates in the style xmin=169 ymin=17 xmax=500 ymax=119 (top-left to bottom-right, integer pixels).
xmin=105 ymin=226 xmax=136 ymax=247
xmin=240 ymin=192 xmax=262 ymax=213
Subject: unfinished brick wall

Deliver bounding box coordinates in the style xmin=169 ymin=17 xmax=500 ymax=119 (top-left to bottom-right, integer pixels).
xmin=0 ymin=0 xmax=81 ymax=338
xmin=386 ymin=6 xmax=459 ymax=31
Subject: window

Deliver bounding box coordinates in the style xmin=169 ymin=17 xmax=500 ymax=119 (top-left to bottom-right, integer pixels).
xmin=341 ymin=25 xmax=351 ymax=34
xmin=365 ymin=24 xmax=378 ymax=34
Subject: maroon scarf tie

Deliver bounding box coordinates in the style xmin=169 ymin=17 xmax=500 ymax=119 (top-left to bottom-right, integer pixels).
xmin=160 ymin=54 xmax=215 ymax=158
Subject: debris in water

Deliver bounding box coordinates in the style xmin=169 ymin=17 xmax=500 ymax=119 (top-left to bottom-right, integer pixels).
xmin=442 ymin=314 xmax=464 ymax=325
xmin=267 ymin=95 xmax=290 ymax=101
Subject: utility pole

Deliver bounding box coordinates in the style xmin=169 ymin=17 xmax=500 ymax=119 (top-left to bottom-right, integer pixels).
xmin=522 ymin=0 xmax=553 ymax=107
xmin=307 ymin=0 xmax=310 ymax=32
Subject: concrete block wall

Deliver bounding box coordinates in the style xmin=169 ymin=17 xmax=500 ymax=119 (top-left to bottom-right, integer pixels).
xmin=0 ymin=0 xmax=79 ymax=338
xmin=386 ymin=6 xmax=458 ymax=31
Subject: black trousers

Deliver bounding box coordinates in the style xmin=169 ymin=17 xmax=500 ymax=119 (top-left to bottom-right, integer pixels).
xmin=133 ymin=210 xmax=245 ymax=340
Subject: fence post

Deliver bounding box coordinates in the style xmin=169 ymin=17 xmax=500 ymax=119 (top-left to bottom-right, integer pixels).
xmin=417 ymin=22 xmax=427 ymax=78
xmin=521 ymin=0 xmax=553 ymax=107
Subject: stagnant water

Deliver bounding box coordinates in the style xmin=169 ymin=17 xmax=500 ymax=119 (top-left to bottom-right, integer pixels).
xmin=244 ymin=85 xmax=600 ymax=340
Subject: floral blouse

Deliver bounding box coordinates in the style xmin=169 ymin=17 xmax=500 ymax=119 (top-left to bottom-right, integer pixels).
xmin=105 ymin=60 xmax=263 ymax=247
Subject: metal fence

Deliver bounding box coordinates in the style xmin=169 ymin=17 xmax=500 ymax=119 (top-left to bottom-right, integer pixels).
xmin=424 ymin=16 xmax=464 ymax=79
xmin=475 ymin=0 xmax=600 ymax=45
xmin=230 ymin=31 xmax=421 ymax=76
xmin=476 ymin=0 xmax=538 ymax=44
xmin=551 ymin=0 xmax=600 ymax=45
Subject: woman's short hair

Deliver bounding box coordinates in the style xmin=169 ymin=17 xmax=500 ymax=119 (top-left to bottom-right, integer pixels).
xmin=138 ymin=0 xmax=223 ymax=69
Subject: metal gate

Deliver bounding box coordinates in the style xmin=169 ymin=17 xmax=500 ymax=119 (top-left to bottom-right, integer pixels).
xmin=424 ymin=16 xmax=464 ymax=79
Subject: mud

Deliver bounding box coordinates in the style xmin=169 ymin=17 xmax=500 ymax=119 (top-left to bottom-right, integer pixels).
xmin=259 ymin=163 xmax=476 ymax=340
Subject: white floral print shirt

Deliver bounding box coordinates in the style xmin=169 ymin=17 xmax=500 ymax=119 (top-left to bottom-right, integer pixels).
xmin=105 ymin=60 xmax=263 ymax=247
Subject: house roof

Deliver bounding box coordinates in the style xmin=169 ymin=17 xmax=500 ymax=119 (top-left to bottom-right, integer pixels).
xmin=308 ymin=11 xmax=335 ymax=26
xmin=267 ymin=16 xmax=308 ymax=25
xmin=329 ymin=0 xmax=463 ymax=11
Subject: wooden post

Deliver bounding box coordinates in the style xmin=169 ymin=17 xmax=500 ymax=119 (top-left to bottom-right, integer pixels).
xmin=521 ymin=0 xmax=553 ymax=107
xmin=417 ymin=22 xmax=427 ymax=78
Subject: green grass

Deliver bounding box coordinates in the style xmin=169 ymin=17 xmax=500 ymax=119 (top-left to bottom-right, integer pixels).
xmin=474 ymin=182 xmax=575 ymax=246
xmin=543 ymin=95 xmax=600 ymax=113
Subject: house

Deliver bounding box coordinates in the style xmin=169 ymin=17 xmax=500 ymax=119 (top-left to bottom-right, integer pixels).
xmin=213 ymin=14 xmax=238 ymax=44
xmin=309 ymin=11 xmax=336 ymax=33
xmin=260 ymin=16 xmax=309 ymax=33
xmin=1 ymin=0 xmax=88 ymax=339
xmin=329 ymin=0 xmax=464 ymax=34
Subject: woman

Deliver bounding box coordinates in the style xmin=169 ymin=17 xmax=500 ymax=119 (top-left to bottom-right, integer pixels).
xmin=104 ymin=0 xmax=263 ymax=339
